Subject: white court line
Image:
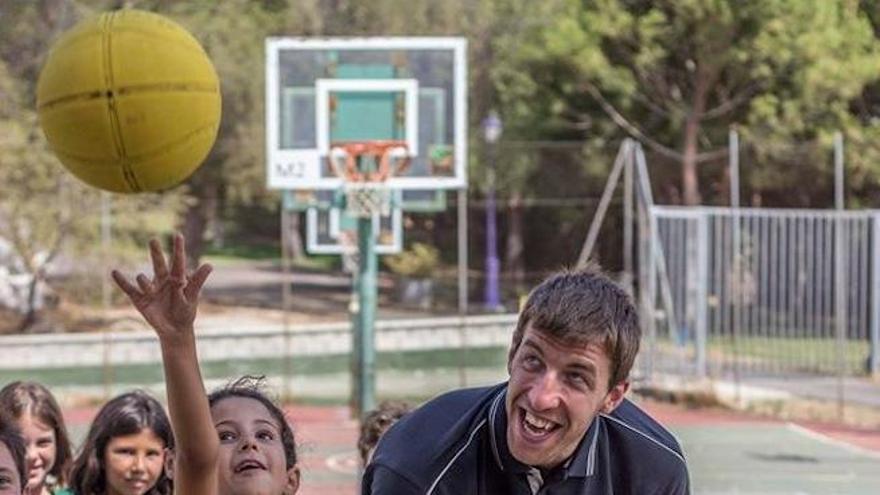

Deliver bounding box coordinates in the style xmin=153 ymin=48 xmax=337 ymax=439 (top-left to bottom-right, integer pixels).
xmin=786 ymin=422 xmax=880 ymax=461
xmin=324 ymin=450 xmax=360 ymax=475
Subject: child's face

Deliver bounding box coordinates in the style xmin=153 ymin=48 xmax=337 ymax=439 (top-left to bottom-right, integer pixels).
xmin=18 ymin=413 xmax=56 ymax=491
xmin=103 ymin=428 xmax=165 ymax=495
xmin=0 ymin=442 xmax=21 ymax=495
xmin=212 ymin=397 xmax=299 ymax=495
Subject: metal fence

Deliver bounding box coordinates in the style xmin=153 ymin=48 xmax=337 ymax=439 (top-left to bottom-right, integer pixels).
xmin=643 ymin=206 xmax=880 ymax=382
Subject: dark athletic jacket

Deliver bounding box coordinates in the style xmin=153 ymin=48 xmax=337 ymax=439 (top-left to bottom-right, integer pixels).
xmin=363 ymin=383 xmax=689 ymax=495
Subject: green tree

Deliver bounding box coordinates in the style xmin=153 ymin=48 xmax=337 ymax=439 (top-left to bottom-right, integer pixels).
xmin=503 ymin=0 xmax=880 ymax=206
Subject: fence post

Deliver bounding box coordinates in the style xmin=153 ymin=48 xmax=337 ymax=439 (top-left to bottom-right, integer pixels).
xmin=834 ymin=214 xmax=847 ymax=418
xmin=695 ymin=213 xmax=709 ymax=379
xmin=638 ymin=201 xmax=655 ymax=383
xmin=644 ymin=203 xmax=658 ymax=382
xmin=871 ymin=213 xmax=880 ymax=378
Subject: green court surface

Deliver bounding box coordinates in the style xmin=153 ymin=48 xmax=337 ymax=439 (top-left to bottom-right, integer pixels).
xmin=673 ymin=422 xmax=880 ymax=494
xmin=646 ymin=398 xmax=880 ymax=494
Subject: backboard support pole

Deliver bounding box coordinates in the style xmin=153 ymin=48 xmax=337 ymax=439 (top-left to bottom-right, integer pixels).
xmin=353 ymin=209 xmax=378 ymax=418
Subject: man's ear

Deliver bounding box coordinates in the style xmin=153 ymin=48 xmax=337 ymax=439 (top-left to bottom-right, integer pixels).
xmin=283 ymin=465 xmax=301 ymax=495
xmin=600 ymin=380 xmax=629 ymax=414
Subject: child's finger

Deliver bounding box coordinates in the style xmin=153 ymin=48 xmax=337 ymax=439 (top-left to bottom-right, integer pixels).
xmin=149 ymin=238 xmax=169 ymax=280
xmin=136 ymin=274 xmax=153 ymax=294
xmin=184 ymin=263 xmax=213 ymax=302
xmin=171 ymin=233 xmax=186 ymax=284
xmin=111 ymin=270 xmax=141 ymax=299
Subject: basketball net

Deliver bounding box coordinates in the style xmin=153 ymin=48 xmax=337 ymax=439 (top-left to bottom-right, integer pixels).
xmin=328 ymin=140 xmax=409 ymax=272
xmin=327 ymin=140 xmax=409 ymax=219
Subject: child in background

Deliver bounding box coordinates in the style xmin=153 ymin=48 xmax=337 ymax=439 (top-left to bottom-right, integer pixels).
xmin=357 ymin=401 xmax=412 ymax=467
xmin=112 ymin=234 xmax=301 ymax=495
xmin=0 ymin=382 xmax=73 ymax=495
xmin=0 ymin=412 xmax=27 ymax=495
xmin=68 ymin=391 xmax=173 ymax=495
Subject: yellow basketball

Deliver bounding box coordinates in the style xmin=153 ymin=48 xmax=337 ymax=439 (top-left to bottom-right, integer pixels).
xmin=36 ymin=10 xmax=221 ymax=193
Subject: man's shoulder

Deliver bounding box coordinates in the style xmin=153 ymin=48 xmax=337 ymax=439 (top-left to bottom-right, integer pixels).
xmin=591 ymin=399 xmax=690 ymax=492
xmin=600 ymin=397 xmax=689 ymax=489
xmin=605 ymin=397 xmax=685 ymax=458
xmin=367 ymin=383 xmax=506 ymax=490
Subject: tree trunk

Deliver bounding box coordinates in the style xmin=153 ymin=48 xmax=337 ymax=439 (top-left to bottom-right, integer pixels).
xmin=181 ymin=183 xmax=218 ymax=268
xmin=17 ymin=270 xmax=44 ymax=333
xmin=505 ymin=190 xmax=525 ymax=293
xmin=682 ymin=75 xmax=709 ymax=206
xmin=288 ymin=213 xmax=305 ymax=260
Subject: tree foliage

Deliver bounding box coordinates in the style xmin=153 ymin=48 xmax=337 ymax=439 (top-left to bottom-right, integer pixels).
xmin=499 ymin=0 xmax=880 ymax=205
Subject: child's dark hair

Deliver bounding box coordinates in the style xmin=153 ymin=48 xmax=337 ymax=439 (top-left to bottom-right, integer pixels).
xmin=70 ymin=391 xmax=174 ymax=495
xmin=358 ymin=400 xmax=412 ymax=465
xmin=208 ymin=376 xmax=297 ymax=468
xmin=0 ymin=411 xmax=27 ymax=491
xmin=0 ymin=381 xmax=73 ymax=488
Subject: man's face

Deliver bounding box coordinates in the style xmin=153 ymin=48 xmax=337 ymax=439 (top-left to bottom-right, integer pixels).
xmin=505 ymin=324 xmax=628 ymax=469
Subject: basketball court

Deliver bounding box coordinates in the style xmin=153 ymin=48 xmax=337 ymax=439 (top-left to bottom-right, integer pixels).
xmin=59 ymin=397 xmax=880 ymax=495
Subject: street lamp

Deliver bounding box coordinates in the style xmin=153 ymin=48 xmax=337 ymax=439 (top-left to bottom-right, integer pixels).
xmin=482 ymin=111 xmax=502 ymax=310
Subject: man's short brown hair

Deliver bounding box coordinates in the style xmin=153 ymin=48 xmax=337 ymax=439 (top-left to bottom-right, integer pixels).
xmin=508 ymin=267 xmax=640 ymax=388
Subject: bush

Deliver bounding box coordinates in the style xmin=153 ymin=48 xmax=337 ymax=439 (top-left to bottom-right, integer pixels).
xmin=384 ymin=243 xmax=439 ymax=278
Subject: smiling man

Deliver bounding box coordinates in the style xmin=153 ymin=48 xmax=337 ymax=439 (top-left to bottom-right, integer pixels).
xmin=363 ymin=268 xmax=690 ymax=494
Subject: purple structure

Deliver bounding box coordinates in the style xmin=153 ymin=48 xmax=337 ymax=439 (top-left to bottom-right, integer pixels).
xmin=482 ymin=112 xmax=502 ymax=310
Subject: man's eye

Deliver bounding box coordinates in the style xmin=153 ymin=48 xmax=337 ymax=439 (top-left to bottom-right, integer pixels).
xmin=568 ymin=373 xmax=594 ymax=390
xmin=522 ymin=355 xmax=541 ymax=369
xmin=568 ymin=373 xmax=586 ymax=385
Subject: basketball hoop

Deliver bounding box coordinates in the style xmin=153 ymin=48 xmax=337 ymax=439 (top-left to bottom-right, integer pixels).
xmin=327 ymin=140 xmax=411 ymax=183
xmin=327 ymin=140 xmax=409 ymax=218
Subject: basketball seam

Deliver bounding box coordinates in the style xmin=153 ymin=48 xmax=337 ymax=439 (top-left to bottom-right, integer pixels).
xmin=50 ymin=122 xmax=217 ymax=168
xmin=107 ymin=26 xmax=206 ymax=56
xmin=102 ymin=11 xmax=141 ymax=193
xmin=38 ymin=84 xmax=219 ymax=111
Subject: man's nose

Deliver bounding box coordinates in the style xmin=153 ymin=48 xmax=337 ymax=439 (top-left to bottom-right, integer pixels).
xmin=528 ymin=372 xmax=563 ymax=411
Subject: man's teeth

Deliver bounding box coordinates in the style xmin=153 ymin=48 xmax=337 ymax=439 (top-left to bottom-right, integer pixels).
xmin=524 ymin=411 xmax=555 ymax=431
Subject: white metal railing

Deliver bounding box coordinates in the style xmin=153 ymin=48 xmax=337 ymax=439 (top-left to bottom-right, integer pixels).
xmin=0 ymin=314 xmax=519 ymax=370
xmin=646 ymin=206 xmax=880 ymax=378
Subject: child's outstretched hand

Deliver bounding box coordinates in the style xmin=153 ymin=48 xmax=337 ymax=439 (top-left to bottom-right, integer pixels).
xmin=114 ymin=233 xmax=219 ymax=494
xmin=112 ymin=233 xmax=212 ymax=340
